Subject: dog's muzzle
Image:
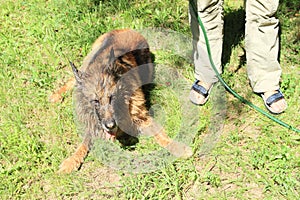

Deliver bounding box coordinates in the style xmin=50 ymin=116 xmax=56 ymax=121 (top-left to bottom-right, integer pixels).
xmin=102 ymin=119 xmax=117 ymax=140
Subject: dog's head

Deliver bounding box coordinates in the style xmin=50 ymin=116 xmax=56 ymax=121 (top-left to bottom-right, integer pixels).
xmin=70 ymin=49 xmax=124 ymax=140
xmin=71 ymin=47 xmax=148 ymax=140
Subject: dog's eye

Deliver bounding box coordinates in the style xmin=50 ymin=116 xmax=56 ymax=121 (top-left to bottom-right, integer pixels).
xmin=109 ymin=95 xmax=114 ymax=104
xmin=90 ymin=99 xmax=100 ymax=107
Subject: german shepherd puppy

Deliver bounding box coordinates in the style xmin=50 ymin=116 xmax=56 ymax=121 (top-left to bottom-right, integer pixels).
xmin=51 ymin=29 xmax=192 ymax=173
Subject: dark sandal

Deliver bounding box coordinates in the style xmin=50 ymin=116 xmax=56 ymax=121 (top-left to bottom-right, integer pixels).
xmin=261 ymin=90 xmax=287 ymax=114
xmin=189 ymin=80 xmax=213 ymax=105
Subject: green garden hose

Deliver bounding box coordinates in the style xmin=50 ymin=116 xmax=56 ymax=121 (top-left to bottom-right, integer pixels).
xmin=189 ymin=0 xmax=300 ymax=133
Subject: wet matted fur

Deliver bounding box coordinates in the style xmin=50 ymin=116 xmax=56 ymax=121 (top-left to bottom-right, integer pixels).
xmin=50 ymin=29 xmax=192 ymax=173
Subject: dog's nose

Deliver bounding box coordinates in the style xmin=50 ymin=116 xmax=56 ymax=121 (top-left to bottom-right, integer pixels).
xmin=103 ymin=119 xmax=116 ymax=130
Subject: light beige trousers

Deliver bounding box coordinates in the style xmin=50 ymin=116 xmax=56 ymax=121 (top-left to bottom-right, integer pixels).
xmin=189 ymin=0 xmax=281 ymax=93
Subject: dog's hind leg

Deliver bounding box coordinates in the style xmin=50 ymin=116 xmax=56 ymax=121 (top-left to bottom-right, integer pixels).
xmin=49 ymin=77 xmax=75 ymax=103
xmin=58 ymin=135 xmax=91 ymax=173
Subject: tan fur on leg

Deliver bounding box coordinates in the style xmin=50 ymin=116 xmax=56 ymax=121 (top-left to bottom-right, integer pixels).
xmin=140 ymin=119 xmax=193 ymax=158
xmin=49 ymin=77 xmax=75 ymax=103
xmin=58 ymin=142 xmax=89 ymax=173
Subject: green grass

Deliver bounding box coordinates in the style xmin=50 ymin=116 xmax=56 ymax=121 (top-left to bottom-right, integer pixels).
xmin=0 ymin=0 xmax=299 ymax=199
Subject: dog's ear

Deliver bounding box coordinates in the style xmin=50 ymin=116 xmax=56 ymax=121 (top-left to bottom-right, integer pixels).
xmin=107 ymin=47 xmax=118 ymax=74
xmin=70 ymin=61 xmax=83 ymax=85
xmin=108 ymin=47 xmax=116 ymax=65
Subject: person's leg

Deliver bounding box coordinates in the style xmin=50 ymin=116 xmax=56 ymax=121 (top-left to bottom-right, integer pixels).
xmin=189 ymin=0 xmax=224 ymax=105
xmin=245 ymin=0 xmax=287 ymax=113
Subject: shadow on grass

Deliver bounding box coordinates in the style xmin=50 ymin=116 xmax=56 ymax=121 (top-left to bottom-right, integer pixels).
xmin=222 ymin=7 xmax=245 ymax=71
xmin=279 ymin=0 xmax=300 ymax=15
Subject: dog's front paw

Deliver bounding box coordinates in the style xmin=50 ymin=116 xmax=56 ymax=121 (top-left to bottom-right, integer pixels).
xmin=57 ymin=156 xmax=81 ymax=174
xmin=166 ymin=141 xmax=193 ymax=159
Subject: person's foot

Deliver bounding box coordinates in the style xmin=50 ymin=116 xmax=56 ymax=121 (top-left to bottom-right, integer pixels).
xmin=189 ymin=80 xmax=213 ymax=105
xmin=261 ymin=90 xmax=287 ymax=114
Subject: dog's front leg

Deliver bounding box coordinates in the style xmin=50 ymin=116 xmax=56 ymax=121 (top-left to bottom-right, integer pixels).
xmin=139 ymin=118 xmax=193 ymax=159
xmin=58 ymin=135 xmax=91 ymax=174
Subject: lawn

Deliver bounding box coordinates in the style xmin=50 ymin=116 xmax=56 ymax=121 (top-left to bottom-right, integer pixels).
xmin=0 ymin=0 xmax=299 ymax=199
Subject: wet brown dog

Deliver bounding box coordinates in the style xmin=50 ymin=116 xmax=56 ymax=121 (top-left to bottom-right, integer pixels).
xmin=50 ymin=29 xmax=192 ymax=173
